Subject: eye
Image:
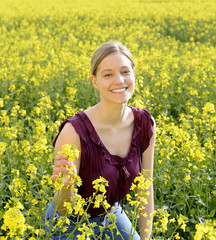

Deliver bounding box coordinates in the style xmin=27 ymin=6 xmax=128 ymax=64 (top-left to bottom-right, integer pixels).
xmin=104 ymin=73 xmax=112 ymax=77
xmin=122 ymin=70 xmax=130 ymax=75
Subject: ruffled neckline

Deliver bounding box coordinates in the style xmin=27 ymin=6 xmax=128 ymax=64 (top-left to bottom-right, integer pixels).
xmin=75 ymin=106 xmax=145 ymax=200
xmin=76 ymin=106 xmax=142 ymax=161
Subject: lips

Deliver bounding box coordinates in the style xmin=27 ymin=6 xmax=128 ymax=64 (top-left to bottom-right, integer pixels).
xmin=110 ymin=87 xmax=127 ymax=93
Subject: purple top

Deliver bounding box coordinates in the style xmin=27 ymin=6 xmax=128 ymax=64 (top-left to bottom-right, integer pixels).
xmin=53 ymin=106 xmax=154 ymax=218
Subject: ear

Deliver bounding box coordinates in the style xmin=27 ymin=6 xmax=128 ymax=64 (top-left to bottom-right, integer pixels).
xmin=92 ymin=75 xmax=98 ymax=89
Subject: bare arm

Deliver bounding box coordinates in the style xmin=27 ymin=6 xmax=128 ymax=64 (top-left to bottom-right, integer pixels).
xmin=51 ymin=122 xmax=81 ymax=215
xmin=139 ymin=118 xmax=156 ymax=240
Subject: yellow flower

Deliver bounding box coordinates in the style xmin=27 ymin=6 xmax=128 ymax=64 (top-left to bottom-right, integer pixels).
xmin=153 ymin=208 xmax=170 ymax=233
xmin=41 ymin=175 xmax=53 ymax=186
xmin=26 ymin=164 xmax=37 ymax=179
xmin=77 ymin=223 xmax=94 ymax=240
xmin=127 ymin=169 xmax=152 ymax=214
xmin=178 ymin=214 xmax=188 ymax=232
xmin=31 ymin=199 xmax=38 ymax=206
xmin=58 ymin=144 xmax=79 ymax=162
xmin=103 ymin=200 xmax=111 ymax=210
xmin=9 ymin=177 xmax=27 ymax=197
xmin=169 ymin=218 xmax=176 ymax=223
xmin=74 ymin=175 xmax=82 ymax=187
xmin=0 ymin=98 xmax=3 ymax=108
xmin=160 ymin=216 xmax=169 ymax=232
xmin=174 ymin=232 xmax=180 ymax=239
xmin=184 ymin=174 xmax=191 ymax=182
xmin=1 ymin=207 xmax=27 ymax=237
xmin=56 ymin=216 xmax=70 ymax=228
xmin=194 ymin=219 xmax=216 ymax=240
xmin=73 ymin=194 xmax=86 ymax=215
xmin=54 ymin=176 xmax=64 ymax=191
xmin=8 ymin=84 xmax=16 ymax=92
xmin=202 ymin=102 xmax=215 ymax=114
xmin=130 ymin=183 xmax=136 ymax=191
xmin=63 ymin=202 xmax=73 ymax=214
xmin=147 ymin=220 xmax=152 ymax=226
xmin=92 ymin=176 xmax=109 ymax=194
xmin=62 ymin=226 xmax=68 ymax=233
xmin=0 ymin=142 xmax=7 ymax=156
xmin=93 ymin=194 xmax=110 ymax=209
xmin=56 ymin=144 xmax=80 ymax=189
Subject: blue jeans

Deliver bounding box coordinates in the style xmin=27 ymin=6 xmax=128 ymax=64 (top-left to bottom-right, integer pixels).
xmin=45 ymin=201 xmax=140 ymax=240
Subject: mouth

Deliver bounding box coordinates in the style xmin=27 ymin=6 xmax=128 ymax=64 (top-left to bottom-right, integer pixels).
xmin=110 ymin=87 xmax=127 ymax=93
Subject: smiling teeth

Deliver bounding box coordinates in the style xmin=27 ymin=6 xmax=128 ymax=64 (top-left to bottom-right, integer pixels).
xmin=111 ymin=88 xmax=126 ymax=93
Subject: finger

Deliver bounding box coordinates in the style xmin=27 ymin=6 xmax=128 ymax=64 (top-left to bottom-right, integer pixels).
xmin=50 ymin=174 xmax=77 ymax=185
xmin=53 ymin=165 xmax=77 ymax=175
xmin=50 ymin=174 xmax=71 ymax=181
xmin=55 ymin=160 xmax=72 ymax=167
xmin=55 ymin=154 xmax=67 ymax=160
xmin=51 ymin=174 xmax=58 ymax=181
xmin=53 ymin=166 xmax=70 ymax=174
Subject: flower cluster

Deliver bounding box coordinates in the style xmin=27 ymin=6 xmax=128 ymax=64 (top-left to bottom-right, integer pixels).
xmin=152 ymin=209 xmax=188 ymax=239
xmin=127 ymin=170 xmax=152 ymax=212
xmin=55 ymin=144 xmax=81 ymax=191
xmin=194 ymin=219 xmax=216 ymax=240
xmin=92 ymin=177 xmax=110 ymax=210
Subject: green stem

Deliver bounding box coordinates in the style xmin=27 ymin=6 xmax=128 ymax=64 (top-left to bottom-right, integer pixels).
xmin=168 ymin=224 xmax=179 ymax=239
xmin=65 ymin=192 xmax=99 ymax=239
xmin=48 ymin=185 xmax=72 ymax=238
xmin=48 ymin=189 xmax=61 ymax=237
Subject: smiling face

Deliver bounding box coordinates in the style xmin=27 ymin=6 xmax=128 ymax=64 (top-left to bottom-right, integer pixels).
xmin=92 ymin=52 xmax=135 ymax=105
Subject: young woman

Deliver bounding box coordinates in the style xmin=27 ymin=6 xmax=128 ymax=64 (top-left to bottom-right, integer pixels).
xmin=45 ymin=41 xmax=156 ymax=240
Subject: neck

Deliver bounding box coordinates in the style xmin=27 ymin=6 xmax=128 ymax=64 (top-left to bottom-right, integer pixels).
xmin=95 ymin=101 xmax=129 ymax=128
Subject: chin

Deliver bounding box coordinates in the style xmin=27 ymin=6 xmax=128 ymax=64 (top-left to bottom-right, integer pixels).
xmin=111 ymin=99 xmax=130 ymax=105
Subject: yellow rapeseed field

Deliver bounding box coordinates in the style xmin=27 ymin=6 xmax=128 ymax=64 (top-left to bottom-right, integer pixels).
xmin=0 ymin=0 xmax=215 ymax=239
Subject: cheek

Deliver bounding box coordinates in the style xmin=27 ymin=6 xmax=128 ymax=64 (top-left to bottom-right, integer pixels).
xmin=129 ymin=76 xmax=135 ymax=86
xmin=130 ymin=78 xmax=136 ymax=91
xmin=96 ymin=80 xmax=109 ymax=91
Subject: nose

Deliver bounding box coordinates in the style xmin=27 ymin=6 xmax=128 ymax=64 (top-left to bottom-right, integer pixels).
xmin=115 ymin=73 xmax=125 ymax=84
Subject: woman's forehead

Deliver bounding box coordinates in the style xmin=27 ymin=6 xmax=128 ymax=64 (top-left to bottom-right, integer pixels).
xmin=97 ymin=53 xmax=132 ymax=72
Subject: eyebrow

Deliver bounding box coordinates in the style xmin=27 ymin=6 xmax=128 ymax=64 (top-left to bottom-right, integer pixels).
xmin=101 ymin=66 xmax=130 ymax=74
xmin=101 ymin=69 xmax=112 ymax=73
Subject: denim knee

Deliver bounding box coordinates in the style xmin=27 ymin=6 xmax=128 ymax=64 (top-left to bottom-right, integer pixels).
xmin=45 ymin=201 xmax=108 ymax=239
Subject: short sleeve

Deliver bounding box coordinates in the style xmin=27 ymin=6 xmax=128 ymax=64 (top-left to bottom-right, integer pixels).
xmin=139 ymin=109 xmax=154 ymax=153
xmin=52 ymin=112 xmax=88 ymax=147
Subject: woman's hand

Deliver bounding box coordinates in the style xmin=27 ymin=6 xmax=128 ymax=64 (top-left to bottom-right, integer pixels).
xmin=51 ymin=154 xmax=77 ymax=187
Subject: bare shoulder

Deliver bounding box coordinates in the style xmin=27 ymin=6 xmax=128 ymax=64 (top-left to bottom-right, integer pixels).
xmin=54 ymin=122 xmax=81 ymax=155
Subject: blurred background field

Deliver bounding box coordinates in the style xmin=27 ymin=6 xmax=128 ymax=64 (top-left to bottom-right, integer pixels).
xmin=0 ymin=0 xmax=215 ymax=239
